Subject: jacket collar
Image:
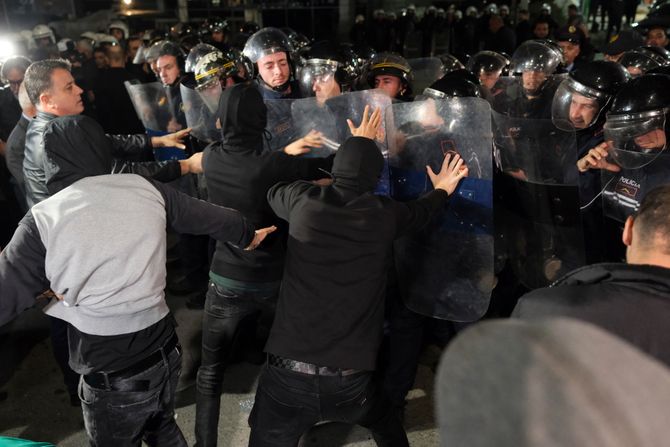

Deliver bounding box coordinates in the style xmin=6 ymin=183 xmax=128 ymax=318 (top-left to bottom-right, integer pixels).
xmin=554 ymin=263 xmax=670 ymax=294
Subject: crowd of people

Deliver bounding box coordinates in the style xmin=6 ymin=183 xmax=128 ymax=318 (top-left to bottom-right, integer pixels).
xmin=0 ymin=1 xmax=670 ymax=446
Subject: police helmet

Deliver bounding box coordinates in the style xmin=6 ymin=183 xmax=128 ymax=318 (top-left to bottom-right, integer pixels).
xmin=194 ymin=49 xmax=240 ymax=90
xmin=297 ymin=40 xmax=359 ymax=97
xmin=552 ymin=61 xmax=631 ymax=131
xmin=604 ymin=74 xmax=670 ymax=168
xmin=185 ymin=43 xmax=218 ymax=73
xmin=423 ymin=73 xmax=484 ymax=99
xmin=108 ymin=20 xmax=130 ymax=40
xmin=32 ymin=25 xmax=55 ymax=44
xmin=509 ymin=40 xmax=564 ymax=75
xmin=242 ymin=27 xmax=293 ymax=64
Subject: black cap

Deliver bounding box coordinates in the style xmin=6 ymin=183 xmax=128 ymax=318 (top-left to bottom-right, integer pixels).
xmin=555 ymin=25 xmax=583 ymax=45
xmin=601 ymin=30 xmax=645 ymax=55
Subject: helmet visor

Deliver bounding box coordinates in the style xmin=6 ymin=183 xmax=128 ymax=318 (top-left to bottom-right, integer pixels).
xmin=298 ymin=61 xmax=338 ymax=97
xmin=197 ymin=81 xmax=223 ymax=113
xmin=510 ymin=42 xmax=562 ymax=75
xmin=551 ymin=78 xmax=607 ymax=131
xmin=604 ymin=110 xmax=667 ymax=168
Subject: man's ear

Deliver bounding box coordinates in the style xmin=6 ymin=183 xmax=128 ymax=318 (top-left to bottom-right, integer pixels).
xmin=39 ymin=92 xmax=51 ymax=110
xmin=622 ymin=215 xmax=635 ymax=247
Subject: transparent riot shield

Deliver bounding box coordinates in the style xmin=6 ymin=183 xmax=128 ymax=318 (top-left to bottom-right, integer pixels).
xmin=388 ymin=97 xmax=494 ymax=321
xmin=180 ymin=83 xmax=219 ymax=144
xmin=407 ymin=57 xmax=446 ymax=97
xmin=493 ymin=110 xmax=585 ymax=289
xmin=324 ymin=89 xmax=392 ymax=154
xmin=325 ymin=90 xmax=394 ymax=195
xmin=291 ymin=97 xmax=341 ymax=158
xmin=264 ymin=99 xmax=298 ymax=153
xmin=124 ymin=81 xmax=184 ymax=160
xmin=601 ymin=153 xmax=670 ymax=223
xmin=125 ymin=81 xmax=174 ymax=132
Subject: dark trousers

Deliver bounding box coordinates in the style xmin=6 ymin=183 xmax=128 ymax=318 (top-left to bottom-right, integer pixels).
xmin=382 ymin=295 xmax=468 ymax=410
xmin=50 ymin=317 xmax=79 ymax=397
xmin=249 ymin=363 xmax=409 ymax=447
xmin=195 ymin=281 xmax=278 ymax=446
xmin=78 ymin=342 xmax=186 ymax=447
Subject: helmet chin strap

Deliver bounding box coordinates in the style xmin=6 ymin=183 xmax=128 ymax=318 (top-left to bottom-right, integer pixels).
xmin=259 ymin=76 xmax=291 ymax=93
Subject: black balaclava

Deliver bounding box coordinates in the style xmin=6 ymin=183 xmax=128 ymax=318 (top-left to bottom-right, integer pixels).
xmin=331 ymin=136 xmax=384 ymax=198
xmin=217 ymin=82 xmax=267 ymax=153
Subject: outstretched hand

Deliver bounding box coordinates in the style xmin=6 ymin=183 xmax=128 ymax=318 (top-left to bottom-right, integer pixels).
xmin=152 ymin=128 xmax=192 ymax=150
xmin=427 ymin=153 xmax=469 ymax=195
xmin=577 ymin=141 xmax=621 ymax=173
xmin=347 ymin=105 xmax=382 ymax=140
xmin=245 ymin=226 xmax=278 ymax=251
xmin=179 ymin=152 xmax=203 ymax=175
xmin=284 ymin=130 xmax=323 ymax=155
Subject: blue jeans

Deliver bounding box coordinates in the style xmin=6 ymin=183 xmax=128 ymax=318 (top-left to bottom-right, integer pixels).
xmin=195 ymin=281 xmax=278 ymax=446
xmin=249 ymin=363 xmax=409 ymax=447
xmin=78 ymin=343 xmax=186 ymax=447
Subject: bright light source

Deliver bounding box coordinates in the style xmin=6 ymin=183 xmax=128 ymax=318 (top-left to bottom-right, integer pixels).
xmin=0 ymin=38 xmax=16 ymax=60
xmin=123 ymin=0 xmax=132 ymax=5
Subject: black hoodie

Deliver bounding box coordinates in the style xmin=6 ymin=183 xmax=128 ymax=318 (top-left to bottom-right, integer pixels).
xmin=266 ymin=137 xmax=449 ymax=370
xmin=203 ymin=82 xmax=333 ymax=282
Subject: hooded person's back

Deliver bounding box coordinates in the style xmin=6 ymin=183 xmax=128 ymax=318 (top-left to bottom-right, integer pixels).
xmin=265 ymin=137 xmax=450 ymax=370
xmin=202 ymin=82 xmax=333 ymax=283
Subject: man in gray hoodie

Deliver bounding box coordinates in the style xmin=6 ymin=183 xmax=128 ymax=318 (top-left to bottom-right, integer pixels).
xmin=0 ymin=137 xmax=274 ymax=446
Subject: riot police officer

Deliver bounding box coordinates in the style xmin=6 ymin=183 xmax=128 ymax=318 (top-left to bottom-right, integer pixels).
xmin=156 ymin=41 xmax=188 ymax=131
xmin=366 ymin=52 xmax=414 ymax=101
xmin=552 ymin=61 xmax=631 ymax=157
xmin=492 ymin=40 xmax=564 ymax=119
xmin=552 ymin=61 xmax=631 ymax=262
xmin=466 ymin=50 xmax=510 ymax=92
xmin=208 ymin=19 xmax=230 ymax=51
xmin=618 ymin=45 xmax=670 ymax=77
xmin=383 ymin=73 xmax=490 ymax=419
xmin=297 ymin=40 xmax=359 ymax=104
xmin=577 ymin=74 xmax=670 ymax=223
xmin=108 ymin=20 xmax=130 ymax=50
xmin=243 ymin=27 xmax=301 ymax=99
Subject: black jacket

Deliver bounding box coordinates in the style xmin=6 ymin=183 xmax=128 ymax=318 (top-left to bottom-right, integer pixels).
xmin=23 ymin=111 xmax=182 ymax=207
xmin=513 ymin=263 xmax=670 ymax=366
xmin=203 ymin=83 xmax=332 ymax=283
xmin=0 ymin=86 xmax=21 ymax=141
xmin=5 ymin=114 xmax=29 ymax=190
xmin=266 ymin=137 xmax=449 ymax=370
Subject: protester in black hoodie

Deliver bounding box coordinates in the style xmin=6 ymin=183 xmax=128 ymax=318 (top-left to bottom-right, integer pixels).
xmin=248 ymin=114 xmax=468 ymax=446
xmin=195 ymin=82 xmax=334 ymax=446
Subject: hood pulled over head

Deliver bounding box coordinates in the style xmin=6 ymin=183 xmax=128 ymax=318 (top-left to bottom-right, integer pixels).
xmin=217 ymin=82 xmax=267 ymax=152
xmin=331 ymin=136 xmax=384 ymax=194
